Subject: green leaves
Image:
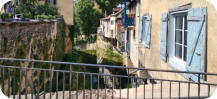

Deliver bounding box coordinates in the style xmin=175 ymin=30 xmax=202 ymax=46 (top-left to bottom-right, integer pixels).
xmin=75 ymin=0 xmax=103 ymax=36
xmin=15 ymin=2 xmax=58 ymax=19
xmin=95 ymin=0 xmax=121 ymax=15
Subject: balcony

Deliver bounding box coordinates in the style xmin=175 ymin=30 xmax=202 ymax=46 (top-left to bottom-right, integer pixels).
xmin=123 ymin=0 xmax=137 ymax=29
xmin=0 ymin=58 xmax=217 ymax=99
xmin=124 ymin=13 xmax=136 ymax=29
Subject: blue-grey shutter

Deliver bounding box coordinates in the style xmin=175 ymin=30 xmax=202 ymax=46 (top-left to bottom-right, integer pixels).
xmin=137 ymin=0 xmax=140 ymax=17
xmin=139 ymin=16 xmax=143 ymax=42
xmin=160 ymin=13 xmax=168 ymax=62
xmin=144 ymin=15 xmax=152 ymax=48
xmin=186 ymin=7 xmax=207 ymax=82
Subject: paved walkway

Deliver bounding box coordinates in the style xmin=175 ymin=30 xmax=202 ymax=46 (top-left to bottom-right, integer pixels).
xmin=114 ymin=82 xmax=217 ymax=99
xmin=11 ymin=82 xmax=217 ymax=99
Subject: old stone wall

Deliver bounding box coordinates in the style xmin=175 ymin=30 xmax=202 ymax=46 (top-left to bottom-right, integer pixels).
xmin=0 ymin=21 xmax=60 ymax=60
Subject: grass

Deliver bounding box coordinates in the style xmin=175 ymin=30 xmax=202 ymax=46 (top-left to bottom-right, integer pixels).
xmin=105 ymin=48 xmax=123 ymax=65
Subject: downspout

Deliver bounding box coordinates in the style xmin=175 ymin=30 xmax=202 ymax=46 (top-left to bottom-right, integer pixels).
xmin=123 ymin=0 xmax=127 ymax=28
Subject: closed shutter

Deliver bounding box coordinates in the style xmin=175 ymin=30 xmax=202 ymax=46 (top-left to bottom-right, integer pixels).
xmin=186 ymin=7 xmax=207 ymax=82
xmin=139 ymin=16 xmax=143 ymax=42
xmin=160 ymin=13 xmax=168 ymax=62
xmin=142 ymin=14 xmax=152 ymax=48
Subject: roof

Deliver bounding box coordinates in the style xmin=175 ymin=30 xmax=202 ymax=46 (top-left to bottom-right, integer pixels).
xmin=113 ymin=8 xmax=122 ymax=12
xmin=101 ymin=16 xmax=110 ymax=20
xmin=111 ymin=8 xmax=124 ymax=17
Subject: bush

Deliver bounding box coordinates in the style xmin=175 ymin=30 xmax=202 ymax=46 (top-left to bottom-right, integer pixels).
xmin=15 ymin=2 xmax=36 ymax=19
xmin=22 ymin=12 xmax=32 ymax=19
xmin=35 ymin=3 xmax=58 ymax=16
xmin=15 ymin=2 xmax=58 ymax=19
xmin=0 ymin=13 xmax=13 ymax=20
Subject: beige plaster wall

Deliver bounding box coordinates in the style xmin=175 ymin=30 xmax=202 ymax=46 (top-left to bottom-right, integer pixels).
xmin=138 ymin=0 xmax=217 ymax=82
xmin=110 ymin=16 xmax=116 ymax=38
xmin=126 ymin=6 xmax=140 ymax=70
xmin=57 ymin=0 xmax=74 ymax=25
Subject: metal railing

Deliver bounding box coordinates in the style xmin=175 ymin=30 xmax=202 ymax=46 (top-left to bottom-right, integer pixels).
xmin=0 ymin=58 xmax=217 ymax=99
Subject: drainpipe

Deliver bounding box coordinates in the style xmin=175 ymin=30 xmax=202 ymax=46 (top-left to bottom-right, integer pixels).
xmin=123 ymin=0 xmax=127 ymax=28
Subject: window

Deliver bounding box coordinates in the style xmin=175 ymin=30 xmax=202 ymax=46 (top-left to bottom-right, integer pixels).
xmin=174 ymin=15 xmax=187 ymax=62
xmin=111 ymin=21 xmax=114 ymax=25
xmin=111 ymin=30 xmax=114 ymax=37
xmin=160 ymin=6 xmax=207 ymax=82
xmin=139 ymin=14 xmax=152 ymax=48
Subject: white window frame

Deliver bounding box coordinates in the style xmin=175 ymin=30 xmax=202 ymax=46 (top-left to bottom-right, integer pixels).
xmin=169 ymin=10 xmax=188 ymax=70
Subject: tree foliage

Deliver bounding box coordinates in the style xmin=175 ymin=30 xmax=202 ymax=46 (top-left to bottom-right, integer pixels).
xmin=75 ymin=0 xmax=103 ymax=36
xmin=95 ymin=0 xmax=121 ymax=15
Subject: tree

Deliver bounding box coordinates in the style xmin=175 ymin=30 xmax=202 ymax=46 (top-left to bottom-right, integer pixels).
xmin=95 ymin=0 xmax=121 ymax=16
xmin=75 ymin=0 xmax=103 ymax=36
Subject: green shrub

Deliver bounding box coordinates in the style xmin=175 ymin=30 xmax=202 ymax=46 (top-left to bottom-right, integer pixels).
xmin=0 ymin=13 xmax=13 ymax=20
xmin=15 ymin=2 xmax=58 ymax=19
xmin=22 ymin=12 xmax=32 ymax=19
xmin=35 ymin=3 xmax=58 ymax=16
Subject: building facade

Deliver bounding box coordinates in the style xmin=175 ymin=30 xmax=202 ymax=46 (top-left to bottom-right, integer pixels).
xmin=99 ymin=8 xmax=124 ymax=52
xmin=123 ymin=0 xmax=217 ymax=83
xmin=46 ymin=0 xmax=74 ymax=25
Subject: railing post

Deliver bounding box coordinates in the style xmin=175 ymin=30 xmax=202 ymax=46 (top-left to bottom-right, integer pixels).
xmin=31 ymin=70 xmax=34 ymax=99
xmin=43 ymin=71 xmax=46 ymax=99
xmin=127 ymin=69 xmax=129 ymax=99
xmin=120 ymin=76 xmax=122 ymax=99
xmin=13 ymin=69 xmax=16 ymax=99
xmin=77 ymin=73 xmax=79 ymax=99
xmin=2 ymin=67 xmax=5 ymax=95
xmin=198 ymin=74 xmax=200 ymax=99
xmin=19 ymin=70 xmax=21 ymax=99
xmin=144 ymin=79 xmax=146 ymax=99
xmin=160 ymin=80 xmax=162 ymax=99
xmin=83 ymin=73 xmax=86 ymax=99
xmin=69 ymin=65 xmax=72 ymax=99
xmin=7 ymin=68 xmax=10 ymax=98
xmin=169 ymin=81 xmax=171 ymax=99
xmin=188 ymin=81 xmax=190 ymax=99
xmin=62 ymin=72 xmax=65 ymax=99
xmin=208 ymin=84 xmax=210 ymax=97
xmin=49 ymin=70 xmax=52 ymax=99
xmin=56 ymin=71 xmax=59 ymax=99
xmin=25 ymin=67 xmax=27 ymax=99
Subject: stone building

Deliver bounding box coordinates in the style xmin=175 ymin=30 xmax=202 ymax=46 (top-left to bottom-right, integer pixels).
xmin=45 ymin=0 xmax=74 ymax=25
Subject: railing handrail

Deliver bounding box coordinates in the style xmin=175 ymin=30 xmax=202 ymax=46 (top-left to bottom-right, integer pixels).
xmin=1 ymin=64 xmax=217 ymax=86
xmin=0 ymin=57 xmax=217 ymax=76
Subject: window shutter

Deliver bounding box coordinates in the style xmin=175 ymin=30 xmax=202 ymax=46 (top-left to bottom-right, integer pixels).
xmin=136 ymin=0 xmax=140 ymax=17
xmin=160 ymin=13 xmax=168 ymax=62
xmin=186 ymin=7 xmax=207 ymax=82
xmin=144 ymin=15 xmax=152 ymax=48
xmin=139 ymin=16 xmax=143 ymax=42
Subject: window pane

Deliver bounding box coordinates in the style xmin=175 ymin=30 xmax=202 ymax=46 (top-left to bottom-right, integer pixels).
xmin=175 ymin=44 xmax=182 ymax=59
xmin=175 ymin=16 xmax=183 ymax=29
xmin=175 ymin=30 xmax=182 ymax=43
xmin=184 ymin=46 xmax=187 ymax=61
xmin=184 ymin=31 xmax=187 ymax=45
xmin=184 ymin=16 xmax=187 ymax=30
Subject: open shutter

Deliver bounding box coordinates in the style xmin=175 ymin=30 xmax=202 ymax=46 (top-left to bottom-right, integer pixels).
xmin=144 ymin=15 xmax=152 ymax=48
xmin=160 ymin=13 xmax=168 ymax=62
xmin=136 ymin=0 xmax=140 ymax=17
xmin=139 ymin=16 xmax=143 ymax=42
xmin=187 ymin=7 xmax=207 ymax=82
